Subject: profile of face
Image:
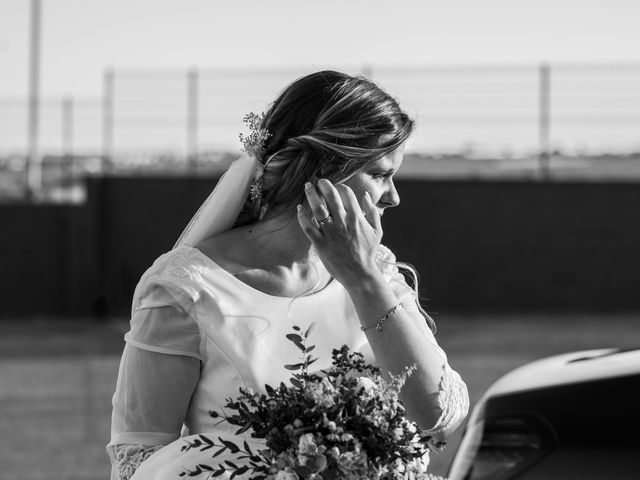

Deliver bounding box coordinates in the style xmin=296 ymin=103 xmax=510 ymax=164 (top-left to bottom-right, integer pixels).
xmin=342 ymin=143 xmax=405 ymax=218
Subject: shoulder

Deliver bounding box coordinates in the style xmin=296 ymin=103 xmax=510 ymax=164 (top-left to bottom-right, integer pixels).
xmin=133 ymin=246 xmax=212 ymax=310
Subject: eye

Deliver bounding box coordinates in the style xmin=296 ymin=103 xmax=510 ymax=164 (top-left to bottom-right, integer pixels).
xmin=372 ymin=170 xmax=393 ymax=181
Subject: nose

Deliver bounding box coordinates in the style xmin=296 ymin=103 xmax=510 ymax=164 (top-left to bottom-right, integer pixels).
xmin=379 ymin=180 xmax=400 ymax=208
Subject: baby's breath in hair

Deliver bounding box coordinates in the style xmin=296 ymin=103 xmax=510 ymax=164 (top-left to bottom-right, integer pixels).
xmin=238 ymin=112 xmax=271 ymax=160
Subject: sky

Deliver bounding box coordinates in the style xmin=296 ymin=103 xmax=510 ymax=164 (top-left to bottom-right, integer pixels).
xmin=1 ymin=0 xmax=640 ymax=97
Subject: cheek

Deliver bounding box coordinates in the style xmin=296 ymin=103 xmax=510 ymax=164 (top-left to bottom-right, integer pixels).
xmin=342 ymin=176 xmax=367 ymax=197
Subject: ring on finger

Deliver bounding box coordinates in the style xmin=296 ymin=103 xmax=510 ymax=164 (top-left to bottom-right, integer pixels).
xmin=317 ymin=214 xmax=332 ymax=226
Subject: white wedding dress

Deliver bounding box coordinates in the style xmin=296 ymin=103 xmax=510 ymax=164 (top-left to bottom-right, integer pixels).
xmin=107 ymin=243 xmax=469 ymax=480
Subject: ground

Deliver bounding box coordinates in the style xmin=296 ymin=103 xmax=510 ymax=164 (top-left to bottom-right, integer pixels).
xmin=0 ymin=314 xmax=637 ymax=479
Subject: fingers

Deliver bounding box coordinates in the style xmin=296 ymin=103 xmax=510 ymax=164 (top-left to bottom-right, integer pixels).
xmin=297 ymin=204 xmax=323 ymax=243
xmin=335 ymin=184 xmax=361 ymax=219
xmin=316 ymin=179 xmax=347 ymax=219
xmin=361 ymin=191 xmax=382 ymax=235
xmin=304 ymin=182 xmax=330 ymax=221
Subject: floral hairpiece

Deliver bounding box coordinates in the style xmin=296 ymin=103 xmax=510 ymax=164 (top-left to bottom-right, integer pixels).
xmin=239 ymin=112 xmax=271 ymax=202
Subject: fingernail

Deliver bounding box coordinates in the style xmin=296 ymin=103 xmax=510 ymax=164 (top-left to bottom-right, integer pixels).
xmin=305 ymin=182 xmax=313 ymax=190
xmin=296 ymin=204 xmax=302 ymax=212
xmin=365 ymin=191 xmax=371 ymax=200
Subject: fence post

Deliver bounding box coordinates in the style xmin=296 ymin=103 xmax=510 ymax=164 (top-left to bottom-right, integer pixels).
xmin=62 ymin=96 xmax=73 ymax=195
xmin=26 ymin=0 xmax=42 ymax=200
xmin=187 ymin=68 xmax=199 ymax=172
xmin=538 ymin=62 xmax=551 ymax=179
xmin=102 ymin=68 xmax=114 ymax=174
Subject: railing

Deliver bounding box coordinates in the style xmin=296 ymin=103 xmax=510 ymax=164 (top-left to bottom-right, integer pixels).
xmin=1 ymin=63 xmax=639 ymax=201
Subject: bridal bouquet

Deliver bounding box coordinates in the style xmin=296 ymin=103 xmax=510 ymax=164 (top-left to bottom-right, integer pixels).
xmin=180 ymin=325 xmax=442 ymax=480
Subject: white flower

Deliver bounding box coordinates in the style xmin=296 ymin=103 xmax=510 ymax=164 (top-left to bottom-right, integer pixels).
xmin=320 ymin=376 xmax=336 ymax=392
xmin=275 ymin=469 xmax=298 ymax=480
xmin=298 ymin=433 xmax=317 ymax=453
xmin=356 ymin=376 xmax=377 ymax=393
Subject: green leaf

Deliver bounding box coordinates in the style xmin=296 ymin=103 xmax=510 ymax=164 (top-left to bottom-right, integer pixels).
xmin=230 ymin=466 xmax=250 ymax=479
xmin=286 ymin=333 xmax=305 ymax=351
xmin=243 ymin=440 xmax=253 ymax=455
xmin=211 ymin=447 xmax=227 ymax=459
xmin=235 ymin=423 xmax=251 ymax=435
xmin=284 ymin=363 xmax=305 ymax=371
xmin=305 ymin=345 xmax=316 ymax=353
xmin=225 ymin=460 xmax=239 ymax=469
xmin=219 ymin=438 xmax=240 ymax=453
xmin=286 ymin=333 xmax=303 ymax=343
xmin=290 ymin=378 xmax=303 ymax=388
xmin=292 ymin=325 xmax=301 ymax=331
xmin=211 ymin=468 xmax=227 ymax=477
xmin=304 ymin=323 xmax=315 ymax=338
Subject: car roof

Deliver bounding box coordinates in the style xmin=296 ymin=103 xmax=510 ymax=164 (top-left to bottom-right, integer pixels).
xmin=485 ymin=348 xmax=640 ymax=397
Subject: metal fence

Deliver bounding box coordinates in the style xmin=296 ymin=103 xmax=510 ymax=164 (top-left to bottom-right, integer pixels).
xmin=1 ymin=63 xmax=640 ymax=200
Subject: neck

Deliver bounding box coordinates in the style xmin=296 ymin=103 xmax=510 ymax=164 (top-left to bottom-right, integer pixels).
xmin=245 ymin=210 xmax=315 ymax=269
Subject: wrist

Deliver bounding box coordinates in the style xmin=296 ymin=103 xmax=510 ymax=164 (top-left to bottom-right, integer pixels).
xmin=344 ymin=269 xmax=388 ymax=297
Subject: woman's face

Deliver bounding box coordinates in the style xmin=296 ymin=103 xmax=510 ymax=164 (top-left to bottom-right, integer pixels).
xmin=342 ymin=143 xmax=405 ymax=218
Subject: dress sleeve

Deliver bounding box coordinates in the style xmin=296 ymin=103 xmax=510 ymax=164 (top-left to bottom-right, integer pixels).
xmin=376 ymin=244 xmax=420 ymax=304
xmin=107 ymin=280 xmax=204 ymax=479
xmin=376 ymin=244 xmax=470 ymax=448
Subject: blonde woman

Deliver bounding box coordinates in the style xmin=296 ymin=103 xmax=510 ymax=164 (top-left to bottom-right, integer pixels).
xmin=107 ymin=70 xmax=469 ymax=480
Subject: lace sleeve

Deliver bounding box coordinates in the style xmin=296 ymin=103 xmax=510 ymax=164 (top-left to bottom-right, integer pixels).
xmin=422 ymin=363 xmax=470 ymax=451
xmin=108 ymin=444 xmax=164 ymax=480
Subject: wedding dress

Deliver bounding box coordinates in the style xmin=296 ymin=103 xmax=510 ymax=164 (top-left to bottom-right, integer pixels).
xmin=107 ymin=243 xmax=469 ymax=480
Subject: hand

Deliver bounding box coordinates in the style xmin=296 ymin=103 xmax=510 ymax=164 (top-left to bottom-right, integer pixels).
xmin=297 ymin=179 xmax=384 ymax=286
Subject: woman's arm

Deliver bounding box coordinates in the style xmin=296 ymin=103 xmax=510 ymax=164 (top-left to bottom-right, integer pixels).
xmin=346 ymin=272 xmax=466 ymax=434
xmin=108 ymin=305 xmax=202 ymax=479
xmin=298 ymin=179 xmax=468 ymax=438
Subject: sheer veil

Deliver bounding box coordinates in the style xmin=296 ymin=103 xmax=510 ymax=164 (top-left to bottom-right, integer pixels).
xmin=173 ymin=153 xmax=257 ymax=248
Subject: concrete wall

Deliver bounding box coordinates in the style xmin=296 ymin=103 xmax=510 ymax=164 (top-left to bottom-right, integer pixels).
xmin=383 ymin=180 xmax=640 ymax=312
xmin=2 ymin=177 xmax=639 ymax=317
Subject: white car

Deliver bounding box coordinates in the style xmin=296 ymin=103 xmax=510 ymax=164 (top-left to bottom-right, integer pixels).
xmin=448 ymin=348 xmax=640 ymax=479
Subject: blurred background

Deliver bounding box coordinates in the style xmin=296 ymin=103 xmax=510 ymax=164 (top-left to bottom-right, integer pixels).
xmin=1 ymin=0 xmax=639 ymax=478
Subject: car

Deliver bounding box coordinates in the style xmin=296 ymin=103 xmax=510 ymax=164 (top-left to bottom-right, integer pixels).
xmin=448 ymin=348 xmax=640 ymax=479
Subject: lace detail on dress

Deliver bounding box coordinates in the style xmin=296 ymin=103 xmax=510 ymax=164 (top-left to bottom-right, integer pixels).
xmin=168 ymin=252 xmax=207 ymax=281
xmin=109 ymin=444 xmax=164 ymax=480
xmin=423 ymin=363 xmax=470 ymax=451
xmin=375 ymin=244 xmax=398 ymax=281
xmin=165 ymin=250 xmax=210 ymax=301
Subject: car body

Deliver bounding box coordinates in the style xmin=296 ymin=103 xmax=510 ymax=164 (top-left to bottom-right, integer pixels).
xmin=448 ymin=348 xmax=640 ymax=479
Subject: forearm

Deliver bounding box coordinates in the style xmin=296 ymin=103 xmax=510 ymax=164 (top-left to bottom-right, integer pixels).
xmin=346 ymin=272 xmax=450 ymax=430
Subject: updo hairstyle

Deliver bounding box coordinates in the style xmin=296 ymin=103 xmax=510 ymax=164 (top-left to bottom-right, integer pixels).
xmin=234 ymin=70 xmax=414 ymax=226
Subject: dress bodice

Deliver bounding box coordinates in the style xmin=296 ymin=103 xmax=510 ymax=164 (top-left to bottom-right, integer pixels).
xmin=108 ymin=244 xmax=469 ymax=480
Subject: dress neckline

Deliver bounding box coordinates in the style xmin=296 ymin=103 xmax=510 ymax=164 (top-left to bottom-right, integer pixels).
xmin=180 ymin=244 xmax=338 ymax=301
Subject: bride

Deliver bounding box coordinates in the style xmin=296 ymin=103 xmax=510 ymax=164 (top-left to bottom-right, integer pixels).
xmin=107 ymin=70 xmax=469 ymax=480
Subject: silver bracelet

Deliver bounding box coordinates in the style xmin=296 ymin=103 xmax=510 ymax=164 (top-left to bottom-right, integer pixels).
xmin=360 ymin=303 xmax=404 ymax=333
